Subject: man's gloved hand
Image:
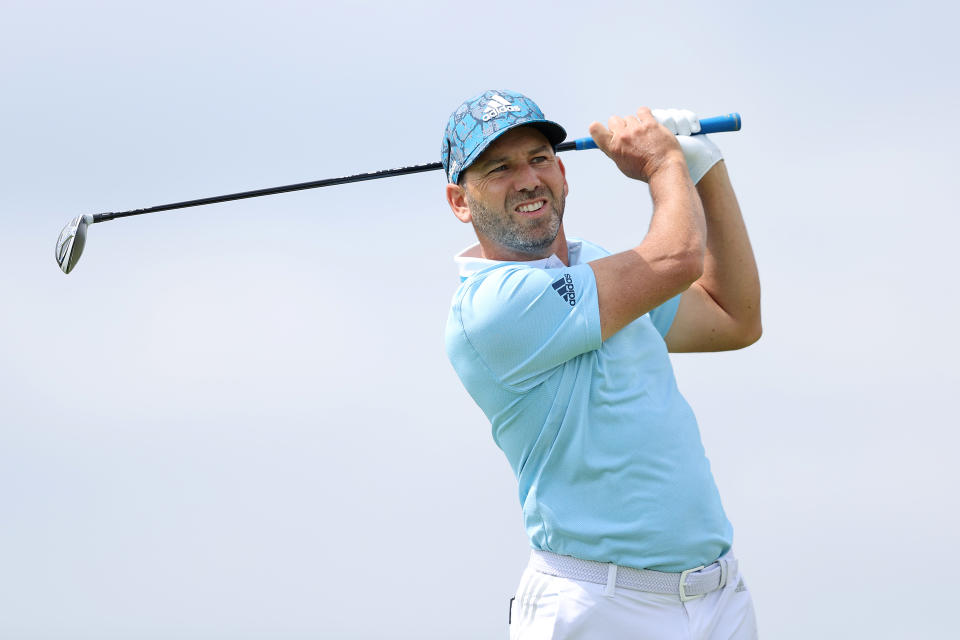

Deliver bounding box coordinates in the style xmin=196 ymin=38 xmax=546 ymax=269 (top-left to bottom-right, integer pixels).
xmin=651 ymin=108 xmax=723 ymax=184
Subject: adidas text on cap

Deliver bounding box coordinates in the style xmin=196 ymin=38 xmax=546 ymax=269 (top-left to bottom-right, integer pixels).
xmin=441 ymin=90 xmax=567 ymax=184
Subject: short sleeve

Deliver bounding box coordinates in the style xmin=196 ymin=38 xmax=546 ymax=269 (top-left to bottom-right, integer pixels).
xmin=451 ymin=263 xmax=602 ymax=390
xmin=649 ymin=293 xmax=681 ymax=338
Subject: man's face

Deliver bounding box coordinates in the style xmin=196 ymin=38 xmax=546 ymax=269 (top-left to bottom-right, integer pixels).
xmin=459 ymin=127 xmax=568 ymax=258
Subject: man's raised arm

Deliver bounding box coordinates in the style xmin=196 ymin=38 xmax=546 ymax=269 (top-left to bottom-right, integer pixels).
xmin=586 ymin=108 xmax=706 ymax=342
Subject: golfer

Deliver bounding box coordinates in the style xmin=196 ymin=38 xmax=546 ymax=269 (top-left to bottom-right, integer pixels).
xmin=442 ymin=90 xmax=761 ymax=639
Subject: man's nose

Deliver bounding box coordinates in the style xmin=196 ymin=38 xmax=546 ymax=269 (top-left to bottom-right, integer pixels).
xmin=512 ymin=163 xmax=541 ymax=192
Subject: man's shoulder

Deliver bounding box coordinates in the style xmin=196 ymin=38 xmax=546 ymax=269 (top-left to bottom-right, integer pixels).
xmin=467 ymin=259 xmax=544 ymax=282
xmin=449 ymin=239 xmax=608 ymax=314
xmin=452 ymin=262 xmax=554 ymax=313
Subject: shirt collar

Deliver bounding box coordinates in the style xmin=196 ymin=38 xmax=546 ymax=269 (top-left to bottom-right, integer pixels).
xmin=454 ymin=240 xmax=583 ymax=279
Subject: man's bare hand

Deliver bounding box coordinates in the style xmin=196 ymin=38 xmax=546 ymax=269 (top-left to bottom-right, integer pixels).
xmin=588 ymin=107 xmax=686 ymax=183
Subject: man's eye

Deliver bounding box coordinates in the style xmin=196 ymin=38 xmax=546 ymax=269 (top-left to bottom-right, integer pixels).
xmin=531 ymin=156 xmax=548 ymax=163
xmin=489 ymin=165 xmax=507 ymax=174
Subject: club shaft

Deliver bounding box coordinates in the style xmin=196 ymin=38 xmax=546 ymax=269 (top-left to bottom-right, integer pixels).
xmin=92 ymin=112 xmax=741 ymax=224
xmin=93 ymin=162 xmax=444 ymax=223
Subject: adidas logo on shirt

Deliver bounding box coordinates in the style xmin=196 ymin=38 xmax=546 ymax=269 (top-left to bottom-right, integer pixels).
xmin=482 ymin=94 xmax=521 ymax=121
xmin=552 ymin=274 xmax=576 ymax=306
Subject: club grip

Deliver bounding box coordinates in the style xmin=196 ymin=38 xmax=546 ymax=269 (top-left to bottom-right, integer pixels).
xmin=698 ymin=113 xmax=741 ymax=134
xmin=563 ymin=112 xmax=742 ymax=151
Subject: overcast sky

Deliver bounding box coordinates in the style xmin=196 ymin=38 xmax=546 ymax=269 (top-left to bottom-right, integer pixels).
xmin=2 ymin=1 xmax=958 ymax=638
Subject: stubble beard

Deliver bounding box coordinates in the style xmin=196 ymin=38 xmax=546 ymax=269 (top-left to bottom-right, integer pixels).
xmin=466 ymin=186 xmax=566 ymax=256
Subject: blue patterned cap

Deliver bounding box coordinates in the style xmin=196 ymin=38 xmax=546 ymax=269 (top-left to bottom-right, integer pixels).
xmin=441 ymin=89 xmax=566 ymax=184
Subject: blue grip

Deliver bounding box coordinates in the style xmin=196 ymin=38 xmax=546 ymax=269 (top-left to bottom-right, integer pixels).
xmin=698 ymin=113 xmax=741 ymax=134
xmin=566 ymin=112 xmax=741 ymax=152
xmin=576 ymin=138 xmax=598 ymax=150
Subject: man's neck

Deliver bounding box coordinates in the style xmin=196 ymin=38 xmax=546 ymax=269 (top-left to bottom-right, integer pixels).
xmin=477 ymin=228 xmax=570 ymax=266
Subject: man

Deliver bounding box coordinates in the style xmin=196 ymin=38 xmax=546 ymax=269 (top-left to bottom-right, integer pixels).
xmin=442 ymin=89 xmax=761 ymax=639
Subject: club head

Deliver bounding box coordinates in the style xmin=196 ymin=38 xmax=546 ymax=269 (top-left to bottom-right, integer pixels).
xmin=55 ymin=214 xmax=93 ymax=274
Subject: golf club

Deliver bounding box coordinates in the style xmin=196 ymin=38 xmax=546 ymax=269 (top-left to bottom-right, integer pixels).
xmin=55 ymin=113 xmax=741 ymax=274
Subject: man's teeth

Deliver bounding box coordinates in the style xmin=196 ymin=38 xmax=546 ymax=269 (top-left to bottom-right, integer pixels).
xmin=517 ymin=201 xmax=545 ymax=213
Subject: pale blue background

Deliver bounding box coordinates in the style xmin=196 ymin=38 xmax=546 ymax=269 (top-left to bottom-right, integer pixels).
xmin=2 ymin=1 xmax=957 ymax=638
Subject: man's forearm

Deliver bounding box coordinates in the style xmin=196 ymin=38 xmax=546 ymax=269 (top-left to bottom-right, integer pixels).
xmin=694 ymin=161 xmax=761 ymax=335
xmin=643 ymin=158 xmax=707 ymax=272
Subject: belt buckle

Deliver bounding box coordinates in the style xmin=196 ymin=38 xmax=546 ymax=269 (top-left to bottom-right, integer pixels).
xmin=679 ymin=565 xmax=705 ymax=602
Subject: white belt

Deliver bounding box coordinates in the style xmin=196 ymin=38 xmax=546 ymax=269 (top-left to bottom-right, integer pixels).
xmin=529 ymin=549 xmax=737 ymax=602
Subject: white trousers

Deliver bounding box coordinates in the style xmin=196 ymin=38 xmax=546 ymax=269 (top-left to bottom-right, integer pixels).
xmin=508 ymin=554 xmax=758 ymax=640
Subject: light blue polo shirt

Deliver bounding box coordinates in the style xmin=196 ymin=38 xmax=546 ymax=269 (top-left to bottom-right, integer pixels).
xmin=446 ymin=239 xmax=732 ymax=572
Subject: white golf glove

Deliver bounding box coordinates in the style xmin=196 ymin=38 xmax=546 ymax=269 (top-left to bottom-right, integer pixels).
xmin=652 ymin=108 xmax=723 ymax=184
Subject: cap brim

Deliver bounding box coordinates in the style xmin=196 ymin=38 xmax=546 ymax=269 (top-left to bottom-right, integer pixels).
xmin=527 ymin=121 xmax=567 ymax=147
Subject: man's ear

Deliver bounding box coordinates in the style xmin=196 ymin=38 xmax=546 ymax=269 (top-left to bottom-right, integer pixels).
xmin=446 ymin=183 xmax=472 ymax=223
